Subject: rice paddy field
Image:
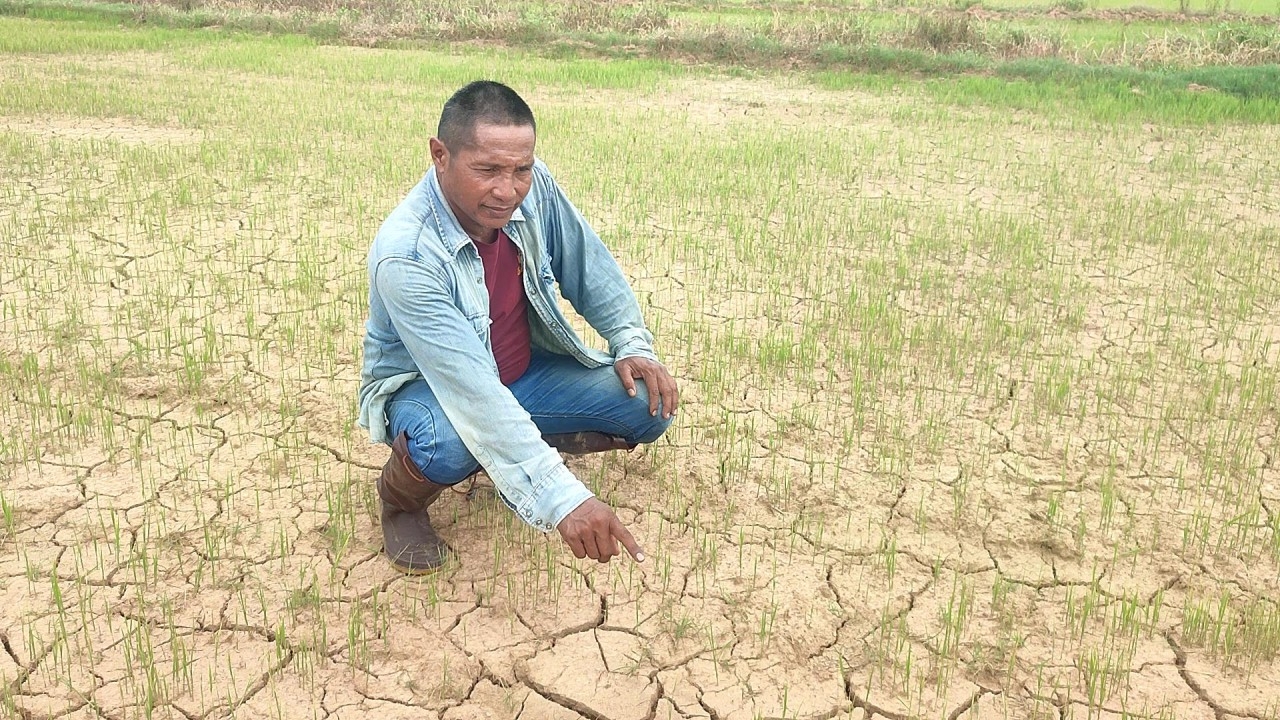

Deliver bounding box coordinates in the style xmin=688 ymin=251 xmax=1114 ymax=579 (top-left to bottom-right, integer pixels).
xmin=1 ymin=1 xmax=1279 ymax=718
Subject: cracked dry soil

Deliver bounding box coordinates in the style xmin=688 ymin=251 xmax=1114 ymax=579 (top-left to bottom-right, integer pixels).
xmin=3 ymin=39 xmax=1280 ymax=720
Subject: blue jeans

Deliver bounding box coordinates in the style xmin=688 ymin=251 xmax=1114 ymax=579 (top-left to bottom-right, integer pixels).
xmin=386 ymin=350 xmax=672 ymax=484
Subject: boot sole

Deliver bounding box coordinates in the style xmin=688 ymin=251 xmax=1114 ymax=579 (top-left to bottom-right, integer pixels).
xmin=384 ymin=548 xmax=454 ymax=575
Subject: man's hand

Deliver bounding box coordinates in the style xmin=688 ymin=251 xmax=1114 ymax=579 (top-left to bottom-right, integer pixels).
xmin=556 ymin=498 xmax=644 ymax=564
xmin=615 ymin=357 xmax=679 ymax=420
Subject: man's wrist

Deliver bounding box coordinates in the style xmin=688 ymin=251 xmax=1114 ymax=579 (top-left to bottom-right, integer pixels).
xmin=613 ymin=345 xmax=659 ymax=364
xmin=609 ymin=331 xmax=658 ymax=363
xmin=527 ymin=464 xmax=594 ymax=533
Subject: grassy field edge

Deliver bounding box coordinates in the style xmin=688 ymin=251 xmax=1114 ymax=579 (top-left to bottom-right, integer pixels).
xmin=2 ymin=0 xmax=1279 ymax=111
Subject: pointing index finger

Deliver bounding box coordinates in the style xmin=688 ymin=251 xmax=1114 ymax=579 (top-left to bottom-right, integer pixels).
xmin=612 ymin=518 xmax=645 ymax=563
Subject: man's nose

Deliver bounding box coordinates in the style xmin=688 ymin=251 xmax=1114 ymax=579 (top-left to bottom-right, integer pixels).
xmin=492 ymin=173 xmax=516 ymax=201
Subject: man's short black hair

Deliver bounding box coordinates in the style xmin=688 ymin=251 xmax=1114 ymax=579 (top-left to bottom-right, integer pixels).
xmin=438 ymin=81 xmax=536 ymax=150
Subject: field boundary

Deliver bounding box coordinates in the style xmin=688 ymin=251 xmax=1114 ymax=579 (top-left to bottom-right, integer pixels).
xmin=2 ymin=0 xmax=1279 ymax=99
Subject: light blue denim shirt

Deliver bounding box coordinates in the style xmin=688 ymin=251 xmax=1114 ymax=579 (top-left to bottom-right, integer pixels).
xmin=358 ymin=160 xmax=659 ymax=532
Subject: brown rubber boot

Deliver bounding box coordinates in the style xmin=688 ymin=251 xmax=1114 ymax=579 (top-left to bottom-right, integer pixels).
xmin=378 ymin=432 xmax=451 ymax=574
xmin=542 ymin=431 xmax=636 ymax=456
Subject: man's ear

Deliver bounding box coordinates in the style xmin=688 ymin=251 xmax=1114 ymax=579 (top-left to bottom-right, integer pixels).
xmin=428 ymin=137 xmax=448 ymax=168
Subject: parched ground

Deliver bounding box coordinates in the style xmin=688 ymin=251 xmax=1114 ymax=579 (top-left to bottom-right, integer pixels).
xmin=2 ymin=24 xmax=1280 ymax=720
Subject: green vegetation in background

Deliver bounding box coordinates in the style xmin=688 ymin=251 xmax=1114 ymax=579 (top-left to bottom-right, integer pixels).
xmin=2 ymin=0 xmax=1277 ymax=70
xmin=2 ymin=11 xmax=1278 ymax=125
xmin=944 ymin=0 xmax=1277 ymax=13
xmin=0 ymin=2 xmax=223 ymax=51
xmin=685 ymin=0 xmax=1278 ymax=13
xmin=0 ymin=16 xmax=676 ymax=128
xmin=817 ymin=59 xmax=1280 ymax=122
xmin=1 ymin=0 xmax=1277 ymax=129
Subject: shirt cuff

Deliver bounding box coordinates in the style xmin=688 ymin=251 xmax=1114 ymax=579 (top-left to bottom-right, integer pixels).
xmin=612 ymin=335 xmax=659 ymax=363
xmin=529 ymin=465 xmax=595 ymax=534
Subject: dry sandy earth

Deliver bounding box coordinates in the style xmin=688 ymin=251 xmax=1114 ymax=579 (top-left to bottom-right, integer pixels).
xmin=2 ymin=43 xmax=1280 ymax=720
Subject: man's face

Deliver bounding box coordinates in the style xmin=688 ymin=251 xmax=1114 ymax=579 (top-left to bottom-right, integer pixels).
xmin=430 ymin=122 xmax=536 ymax=243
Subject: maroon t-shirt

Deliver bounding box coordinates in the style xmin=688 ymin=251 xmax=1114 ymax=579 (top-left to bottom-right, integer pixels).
xmin=475 ymin=230 xmax=531 ymax=385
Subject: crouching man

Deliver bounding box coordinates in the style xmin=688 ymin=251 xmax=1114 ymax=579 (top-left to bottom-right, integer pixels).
xmin=357 ymin=81 xmax=678 ymax=573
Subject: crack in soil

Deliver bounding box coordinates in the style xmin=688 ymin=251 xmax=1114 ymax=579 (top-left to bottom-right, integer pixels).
xmin=947 ymin=688 xmax=999 ymax=720
xmin=196 ymin=648 xmax=294 ymax=720
xmin=1165 ymin=631 xmax=1232 ymax=720
xmin=695 ymin=688 xmax=723 ymax=720
xmin=845 ymin=684 xmax=910 ymax=720
xmin=306 ymin=440 xmax=381 ymax=472
xmin=515 ymin=667 xmax=620 ymax=720
xmin=1 ymin=631 xmax=20 ymax=667
xmin=808 ymin=617 xmax=849 ymax=661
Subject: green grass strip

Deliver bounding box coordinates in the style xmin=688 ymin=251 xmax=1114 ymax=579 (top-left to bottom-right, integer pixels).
xmin=3 ymin=0 xmax=1277 ymax=124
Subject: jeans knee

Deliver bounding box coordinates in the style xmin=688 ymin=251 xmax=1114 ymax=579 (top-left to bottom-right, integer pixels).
xmin=632 ymin=412 xmax=674 ymax=445
xmin=388 ymin=387 xmax=479 ymax=485
xmin=624 ymin=381 xmax=675 ymax=444
xmin=405 ymin=433 xmax=478 ymax=485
